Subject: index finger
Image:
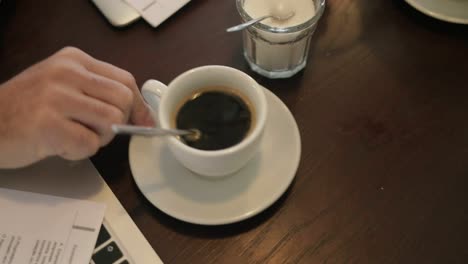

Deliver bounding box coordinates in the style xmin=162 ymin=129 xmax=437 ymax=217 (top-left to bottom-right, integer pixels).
xmin=57 ymin=47 xmax=155 ymax=126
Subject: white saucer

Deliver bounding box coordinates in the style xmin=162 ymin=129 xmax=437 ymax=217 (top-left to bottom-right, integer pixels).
xmin=129 ymin=88 xmax=301 ymax=225
xmin=405 ymin=0 xmax=468 ymax=24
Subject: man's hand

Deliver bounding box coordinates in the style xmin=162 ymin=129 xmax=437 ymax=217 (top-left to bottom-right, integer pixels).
xmin=0 ymin=47 xmax=154 ymax=168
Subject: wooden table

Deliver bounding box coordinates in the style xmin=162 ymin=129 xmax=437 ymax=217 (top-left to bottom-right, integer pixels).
xmin=1 ymin=0 xmax=468 ymax=263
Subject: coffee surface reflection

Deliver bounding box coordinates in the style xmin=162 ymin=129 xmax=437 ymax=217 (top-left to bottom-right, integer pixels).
xmin=174 ymin=87 xmax=254 ymax=150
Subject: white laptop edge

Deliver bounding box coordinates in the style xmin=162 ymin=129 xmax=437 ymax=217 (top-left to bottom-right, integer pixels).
xmin=0 ymin=158 xmax=163 ymax=264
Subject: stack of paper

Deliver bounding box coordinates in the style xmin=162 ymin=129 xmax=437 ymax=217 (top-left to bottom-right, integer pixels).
xmin=0 ymin=188 xmax=105 ymax=264
xmin=124 ymin=0 xmax=190 ymax=27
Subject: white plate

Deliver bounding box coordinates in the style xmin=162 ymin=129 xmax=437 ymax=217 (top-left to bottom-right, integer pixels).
xmin=405 ymin=0 xmax=468 ymax=24
xmin=129 ymin=88 xmax=301 ymax=225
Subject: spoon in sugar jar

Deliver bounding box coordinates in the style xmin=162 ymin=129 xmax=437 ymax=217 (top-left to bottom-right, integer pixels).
xmin=226 ymin=1 xmax=295 ymax=32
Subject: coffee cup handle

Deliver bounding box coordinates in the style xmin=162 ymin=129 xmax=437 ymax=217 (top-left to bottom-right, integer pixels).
xmin=141 ymin=79 xmax=168 ymax=109
xmin=141 ymin=80 xmax=167 ymax=124
xmin=141 ymin=80 xmax=168 ymax=126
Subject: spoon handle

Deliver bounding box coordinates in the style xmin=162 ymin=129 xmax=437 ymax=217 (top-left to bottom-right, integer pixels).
xmin=226 ymin=15 xmax=271 ymax=32
xmin=111 ymin=124 xmax=191 ymax=137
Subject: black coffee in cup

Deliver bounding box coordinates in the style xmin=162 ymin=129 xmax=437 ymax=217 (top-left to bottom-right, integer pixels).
xmin=173 ymin=87 xmax=254 ymax=150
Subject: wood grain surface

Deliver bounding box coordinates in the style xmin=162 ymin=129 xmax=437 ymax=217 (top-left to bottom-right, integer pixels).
xmin=1 ymin=0 xmax=468 ymax=263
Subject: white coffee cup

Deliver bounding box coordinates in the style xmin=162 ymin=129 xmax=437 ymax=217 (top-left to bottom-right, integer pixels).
xmin=141 ymin=65 xmax=267 ymax=178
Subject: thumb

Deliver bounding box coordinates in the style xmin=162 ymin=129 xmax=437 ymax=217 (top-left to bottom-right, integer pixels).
xmin=130 ymin=98 xmax=156 ymax=127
